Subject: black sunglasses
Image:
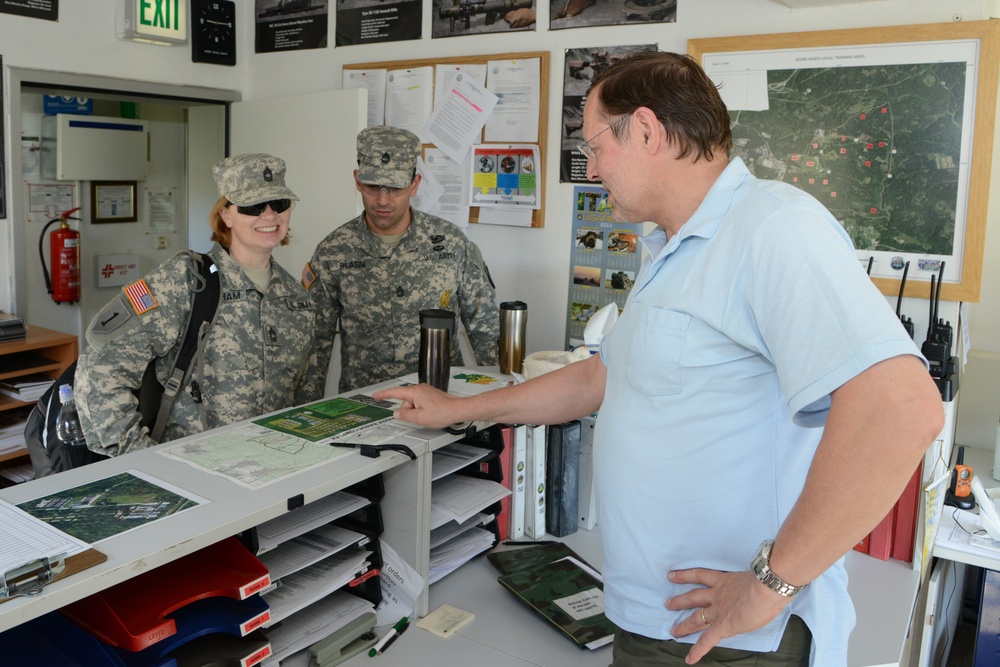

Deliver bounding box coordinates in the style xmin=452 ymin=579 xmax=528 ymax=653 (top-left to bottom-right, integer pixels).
xmin=234 ymin=199 xmax=292 ymax=216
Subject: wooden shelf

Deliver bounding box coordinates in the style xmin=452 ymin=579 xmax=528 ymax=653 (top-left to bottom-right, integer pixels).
xmin=0 ymin=325 xmax=77 ymax=475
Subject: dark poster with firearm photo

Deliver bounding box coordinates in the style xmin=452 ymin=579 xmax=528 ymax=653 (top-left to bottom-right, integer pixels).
xmin=550 ymin=0 xmax=675 ymax=30
xmin=560 ymin=44 xmax=655 ymax=183
xmin=255 ymin=0 xmax=330 ymax=53
xmin=0 ymin=0 xmax=57 ymax=21
xmin=432 ymin=0 xmax=535 ymax=38
xmin=336 ymin=0 xmax=421 ymax=46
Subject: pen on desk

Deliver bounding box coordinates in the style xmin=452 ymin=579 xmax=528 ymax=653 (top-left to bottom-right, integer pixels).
xmin=502 ymin=540 xmax=557 ymax=546
xmin=377 ymin=618 xmax=410 ymax=655
xmin=369 ymin=616 xmax=409 ymax=657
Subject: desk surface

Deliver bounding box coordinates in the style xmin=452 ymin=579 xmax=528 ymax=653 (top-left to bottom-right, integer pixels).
xmin=0 ymin=420 xmax=455 ymax=632
xmin=292 ymin=531 xmax=914 ymax=667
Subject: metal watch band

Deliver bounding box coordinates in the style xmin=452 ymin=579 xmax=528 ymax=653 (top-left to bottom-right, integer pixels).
xmin=750 ymin=540 xmax=807 ymax=597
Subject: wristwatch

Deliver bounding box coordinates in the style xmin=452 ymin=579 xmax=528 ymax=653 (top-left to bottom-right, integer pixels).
xmin=750 ymin=540 xmax=807 ymax=597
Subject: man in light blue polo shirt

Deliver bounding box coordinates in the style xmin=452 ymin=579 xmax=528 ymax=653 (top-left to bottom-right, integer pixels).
xmin=374 ymin=51 xmax=943 ymax=666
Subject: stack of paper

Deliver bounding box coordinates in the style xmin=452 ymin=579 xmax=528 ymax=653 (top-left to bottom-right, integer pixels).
xmin=0 ymin=463 xmax=34 ymax=485
xmin=261 ymin=548 xmax=373 ymax=625
xmin=0 ymin=312 xmax=26 ymax=341
xmin=260 ymin=590 xmax=374 ymax=666
xmin=429 ymin=526 xmax=495 ymax=584
xmin=431 ymin=442 xmax=490 ymax=481
xmin=430 ymin=475 xmax=510 ymax=527
xmin=0 ymin=373 xmax=54 ymax=402
xmin=428 ymin=473 xmax=509 ymax=584
xmin=254 ymin=490 xmax=371 ymax=554
xmin=0 ymin=407 xmax=32 ymax=457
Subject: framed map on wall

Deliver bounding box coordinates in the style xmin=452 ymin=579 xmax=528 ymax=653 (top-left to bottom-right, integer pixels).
xmin=690 ymin=20 xmax=1000 ymax=303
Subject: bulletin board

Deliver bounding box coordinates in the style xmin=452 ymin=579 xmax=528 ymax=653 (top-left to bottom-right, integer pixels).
xmin=344 ymin=51 xmax=549 ymax=228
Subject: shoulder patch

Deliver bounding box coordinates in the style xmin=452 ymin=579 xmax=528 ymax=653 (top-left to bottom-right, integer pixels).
xmin=302 ymin=262 xmax=317 ymax=289
xmin=91 ymin=296 xmax=133 ymax=335
xmin=124 ymin=279 xmax=157 ymax=315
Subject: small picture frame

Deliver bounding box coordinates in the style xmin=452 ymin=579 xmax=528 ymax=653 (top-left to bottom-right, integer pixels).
xmin=91 ymin=181 xmax=137 ymax=223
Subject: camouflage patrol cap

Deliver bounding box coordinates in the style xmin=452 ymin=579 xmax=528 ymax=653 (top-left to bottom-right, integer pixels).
xmin=213 ymin=153 xmax=299 ymax=206
xmin=357 ymin=126 xmax=420 ymax=189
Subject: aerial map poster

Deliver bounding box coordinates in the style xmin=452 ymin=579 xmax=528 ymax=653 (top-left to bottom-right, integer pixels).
xmin=690 ymin=21 xmax=1000 ymax=303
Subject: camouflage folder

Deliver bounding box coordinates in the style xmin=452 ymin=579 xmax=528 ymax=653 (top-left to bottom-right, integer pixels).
xmin=487 ymin=542 xmax=588 ymax=576
xmin=496 ymin=556 xmax=615 ymax=649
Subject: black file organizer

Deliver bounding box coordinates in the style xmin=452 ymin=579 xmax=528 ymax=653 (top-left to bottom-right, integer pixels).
xmin=236 ymin=475 xmax=386 ymax=609
xmin=453 ymin=424 xmax=505 ymax=548
xmin=336 ymin=476 xmax=385 ymax=609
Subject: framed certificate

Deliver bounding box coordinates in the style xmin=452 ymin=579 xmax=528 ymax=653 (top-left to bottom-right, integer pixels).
xmin=91 ymin=181 xmax=137 ymax=223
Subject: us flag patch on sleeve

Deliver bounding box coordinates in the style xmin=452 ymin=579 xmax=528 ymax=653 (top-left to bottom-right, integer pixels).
xmin=124 ymin=279 xmax=157 ymax=315
xmin=302 ymin=262 xmax=317 ymax=289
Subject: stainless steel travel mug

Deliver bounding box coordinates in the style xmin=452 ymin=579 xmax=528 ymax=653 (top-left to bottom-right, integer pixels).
xmin=499 ymin=301 xmax=527 ymax=375
xmin=419 ymin=309 xmax=455 ymax=392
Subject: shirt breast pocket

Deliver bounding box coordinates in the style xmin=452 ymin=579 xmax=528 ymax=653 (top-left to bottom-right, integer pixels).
xmin=626 ymin=307 xmax=690 ymax=396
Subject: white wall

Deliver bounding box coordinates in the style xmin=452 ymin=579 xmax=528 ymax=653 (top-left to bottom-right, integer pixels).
xmin=2 ymin=1 xmax=998 ymax=434
xmin=238 ymin=0 xmax=993 ymax=355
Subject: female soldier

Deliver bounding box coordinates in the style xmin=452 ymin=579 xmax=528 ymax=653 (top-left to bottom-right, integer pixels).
xmin=75 ymin=154 xmax=323 ymax=456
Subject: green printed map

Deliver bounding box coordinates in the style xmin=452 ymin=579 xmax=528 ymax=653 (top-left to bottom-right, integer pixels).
xmin=730 ymin=61 xmax=966 ymax=255
xmin=254 ymin=397 xmax=394 ymax=442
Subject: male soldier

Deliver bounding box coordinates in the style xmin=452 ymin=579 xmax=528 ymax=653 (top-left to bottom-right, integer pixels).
xmin=304 ymin=126 xmax=500 ymax=393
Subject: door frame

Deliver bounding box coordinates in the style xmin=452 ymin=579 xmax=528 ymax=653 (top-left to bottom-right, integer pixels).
xmin=5 ymin=67 xmax=240 ymax=323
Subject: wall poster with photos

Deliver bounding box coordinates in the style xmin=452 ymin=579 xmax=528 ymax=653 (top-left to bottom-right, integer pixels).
xmin=566 ymin=185 xmax=642 ymax=350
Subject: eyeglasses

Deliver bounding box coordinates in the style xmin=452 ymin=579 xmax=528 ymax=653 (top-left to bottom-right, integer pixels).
xmin=358 ymin=182 xmax=411 ymax=198
xmin=577 ymin=114 xmax=632 ymax=160
xmin=234 ymin=199 xmax=292 ymax=216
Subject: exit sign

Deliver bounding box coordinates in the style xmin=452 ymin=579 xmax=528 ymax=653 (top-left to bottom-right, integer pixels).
xmin=118 ymin=0 xmax=188 ymax=45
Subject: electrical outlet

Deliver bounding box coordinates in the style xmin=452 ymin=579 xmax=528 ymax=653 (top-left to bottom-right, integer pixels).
xmin=156 ymin=236 xmax=168 ymax=250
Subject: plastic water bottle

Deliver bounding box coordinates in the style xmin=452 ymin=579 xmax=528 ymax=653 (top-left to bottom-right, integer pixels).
xmin=55 ymin=384 xmax=87 ymax=449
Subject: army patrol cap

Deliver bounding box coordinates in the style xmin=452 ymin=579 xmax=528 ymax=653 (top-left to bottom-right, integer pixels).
xmin=357 ymin=126 xmax=420 ymax=189
xmin=213 ymin=153 xmax=299 ymax=206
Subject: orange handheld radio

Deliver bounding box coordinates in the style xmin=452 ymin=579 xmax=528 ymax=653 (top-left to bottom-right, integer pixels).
xmin=955 ymin=464 xmax=973 ymax=498
xmin=944 ymin=445 xmax=975 ymax=510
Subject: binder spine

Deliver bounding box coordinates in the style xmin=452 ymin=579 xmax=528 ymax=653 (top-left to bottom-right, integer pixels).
xmin=511 ymin=425 xmax=527 ymax=539
xmin=546 ymin=421 xmax=580 ymax=538
xmin=525 ymin=424 xmax=547 ymax=539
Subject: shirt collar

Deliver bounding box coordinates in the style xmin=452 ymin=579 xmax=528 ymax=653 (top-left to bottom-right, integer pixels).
xmin=637 ymin=157 xmax=751 ymax=262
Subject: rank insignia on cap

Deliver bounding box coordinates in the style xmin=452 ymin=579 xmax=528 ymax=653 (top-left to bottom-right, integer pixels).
xmin=263 ymin=166 xmax=273 ymax=182
xmin=124 ymin=279 xmax=157 ymax=315
xmin=381 ymin=152 xmax=391 ymax=164
xmin=302 ymin=262 xmax=317 ymax=289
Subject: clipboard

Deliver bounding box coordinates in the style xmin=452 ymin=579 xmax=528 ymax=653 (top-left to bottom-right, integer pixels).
xmin=0 ymin=548 xmax=107 ymax=604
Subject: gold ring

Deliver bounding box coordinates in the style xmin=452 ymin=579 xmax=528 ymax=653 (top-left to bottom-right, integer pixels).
xmin=700 ymin=609 xmax=711 ymax=627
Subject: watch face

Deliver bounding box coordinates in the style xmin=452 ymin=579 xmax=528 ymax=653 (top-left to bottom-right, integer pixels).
xmin=193 ymin=0 xmax=236 ymax=66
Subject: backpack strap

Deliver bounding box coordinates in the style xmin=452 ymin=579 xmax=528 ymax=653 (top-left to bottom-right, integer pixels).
xmin=149 ymin=252 xmax=221 ymax=442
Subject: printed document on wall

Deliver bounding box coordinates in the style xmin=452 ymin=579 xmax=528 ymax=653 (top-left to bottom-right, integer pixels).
xmin=343 ymin=69 xmax=387 ymax=128
xmin=434 ymin=63 xmax=488 ymax=112
xmin=485 ymin=58 xmax=540 ymax=142
xmin=420 ymin=147 xmax=472 ymax=229
xmin=386 ymin=66 xmax=434 ymax=142
xmin=424 ymin=71 xmax=498 ymax=164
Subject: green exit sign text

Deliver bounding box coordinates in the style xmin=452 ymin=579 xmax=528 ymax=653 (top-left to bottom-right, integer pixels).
xmin=120 ymin=0 xmax=188 ymax=45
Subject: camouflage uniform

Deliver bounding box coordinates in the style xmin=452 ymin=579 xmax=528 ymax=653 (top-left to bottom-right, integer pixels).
xmin=305 ymin=209 xmax=500 ymax=392
xmin=76 ymin=243 xmax=324 ymax=456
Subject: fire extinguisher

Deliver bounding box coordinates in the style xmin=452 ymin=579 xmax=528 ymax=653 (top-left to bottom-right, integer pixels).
xmin=39 ymin=207 xmax=82 ymax=304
